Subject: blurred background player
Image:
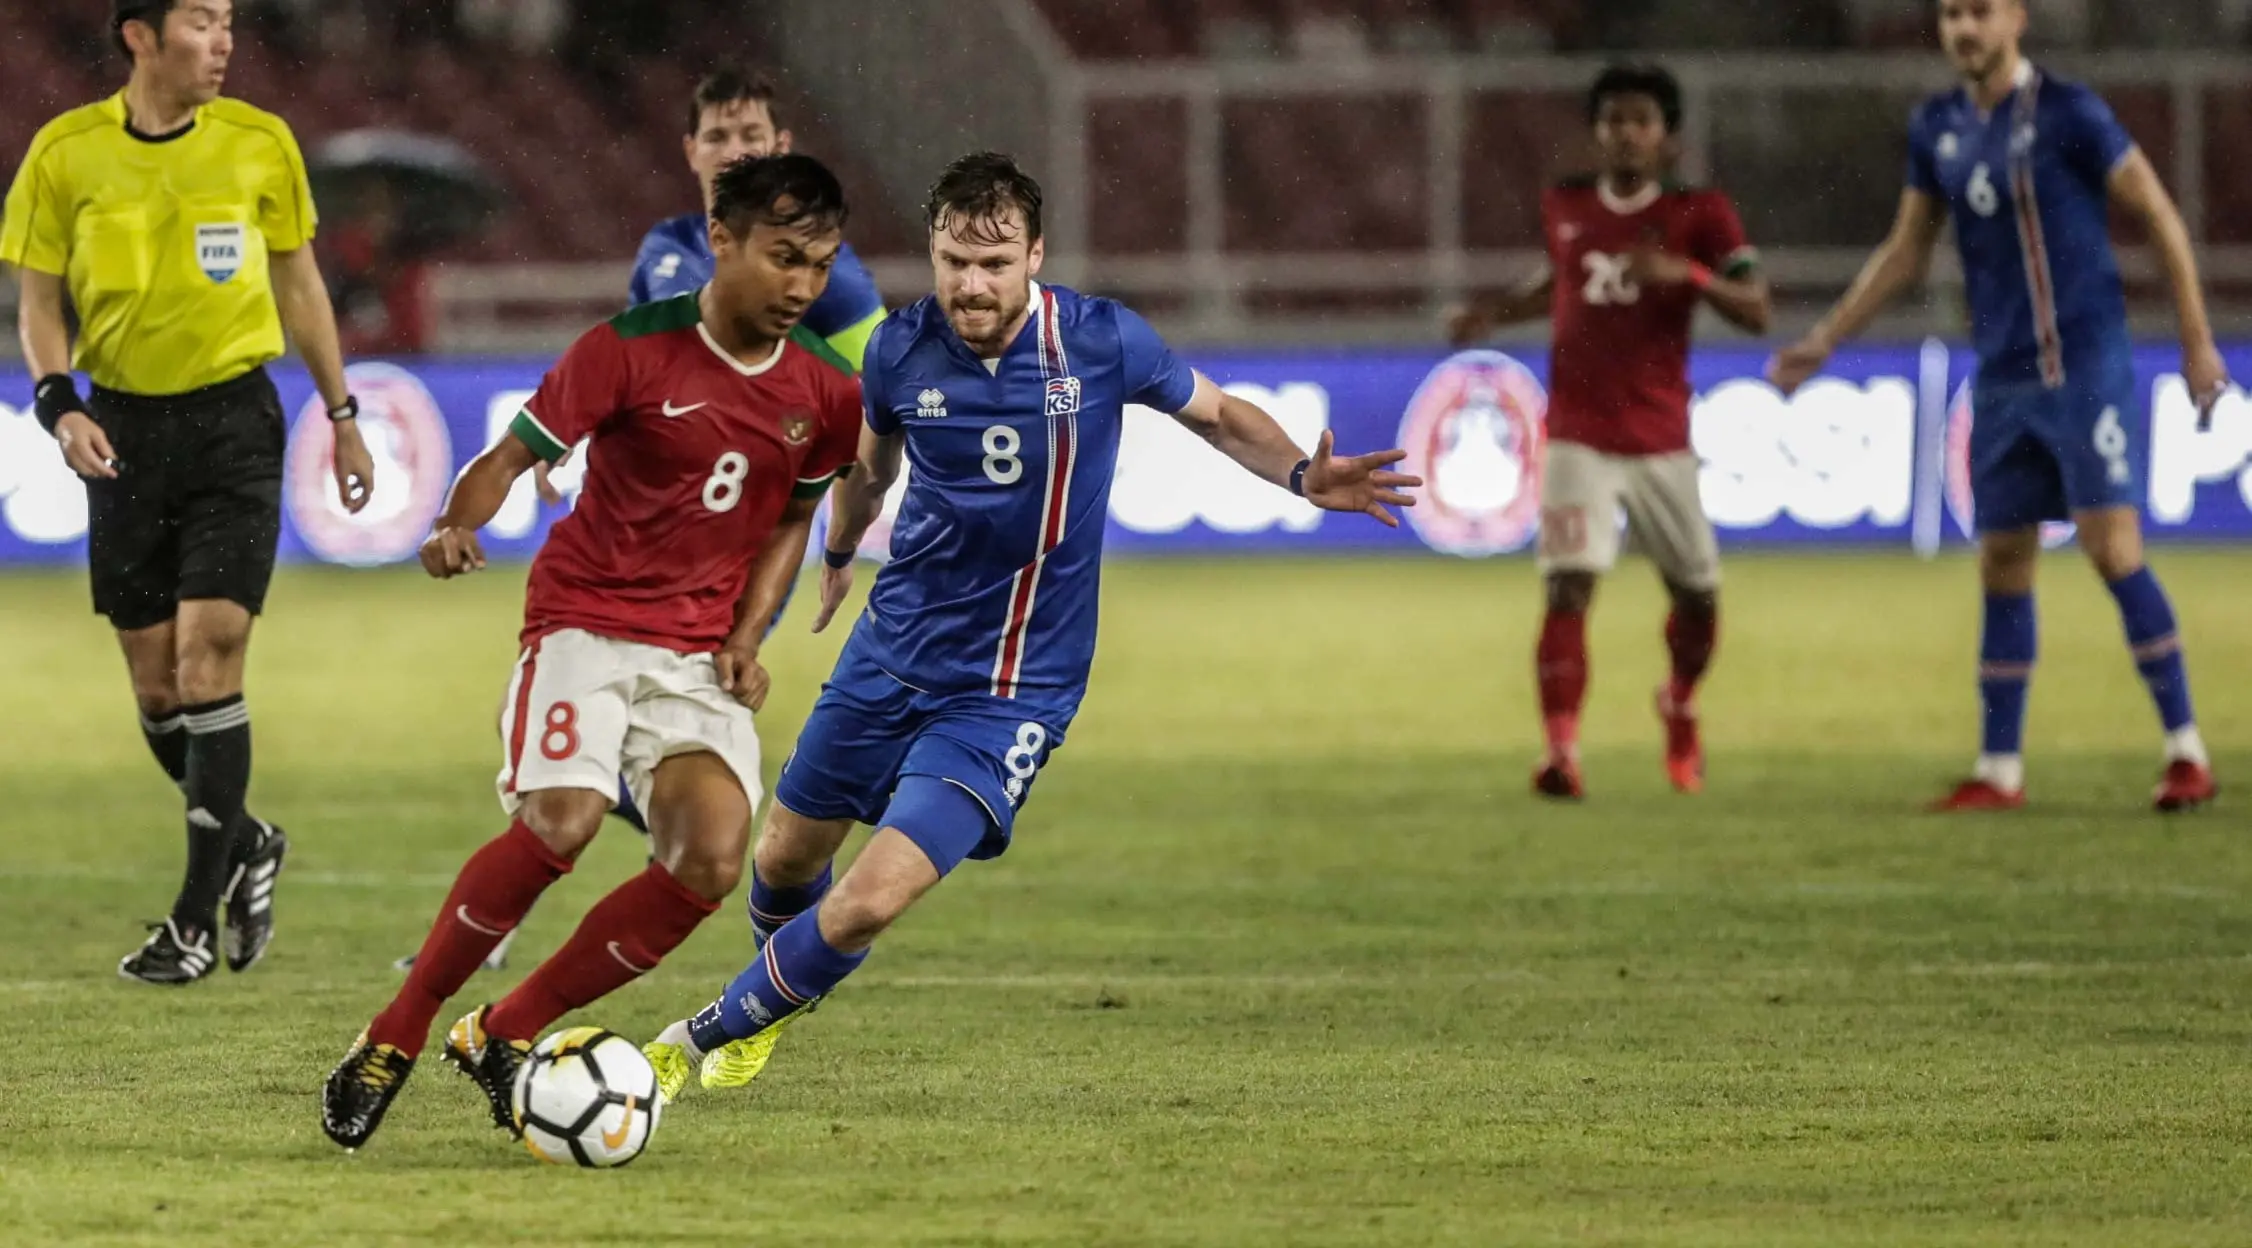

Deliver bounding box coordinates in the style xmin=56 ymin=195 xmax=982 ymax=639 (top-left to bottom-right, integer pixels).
xmin=632 ymin=64 xmax=884 ymax=361
xmin=322 ymin=155 xmax=863 ymax=1151
xmin=1447 ymin=64 xmax=1769 ymax=801
xmin=2 ymin=0 xmax=372 ymax=984
xmin=642 ymin=152 xmax=1420 ymax=1099
xmin=1768 ymin=0 xmax=2225 ymax=813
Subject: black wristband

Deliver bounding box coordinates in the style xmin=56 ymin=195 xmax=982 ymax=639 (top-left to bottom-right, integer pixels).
xmin=822 ymin=547 xmax=855 ymax=569
xmin=1287 ymin=457 xmax=1311 ymax=498
xmin=33 ymin=373 xmax=88 ymax=436
xmin=327 ymin=395 xmax=360 ymax=423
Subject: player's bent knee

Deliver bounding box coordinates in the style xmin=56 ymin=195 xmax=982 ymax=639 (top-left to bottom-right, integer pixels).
xmin=1667 ymin=583 xmax=1717 ymax=619
xmin=516 ymin=788 xmax=612 ymax=860
xmin=2073 ymin=507 xmax=2145 ymax=580
xmin=1976 ymin=530 xmax=2041 ymax=593
xmin=174 ymin=615 xmax=254 ymax=704
xmin=664 ymin=843 xmax=744 ymax=902
xmin=755 ymin=804 xmax=853 ymax=884
xmin=116 ymin=628 xmax=181 ymax=715
xmin=1546 ymin=572 xmax=1597 ymax=615
xmin=129 ymin=681 xmax=181 ymax=720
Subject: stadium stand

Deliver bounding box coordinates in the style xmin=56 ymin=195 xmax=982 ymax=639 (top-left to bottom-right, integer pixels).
xmin=0 ymin=1 xmax=912 ymax=266
xmin=3 ymin=0 xmax=2248 ymax=342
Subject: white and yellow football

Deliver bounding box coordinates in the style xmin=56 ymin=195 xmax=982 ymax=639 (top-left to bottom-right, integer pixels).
xmin=510 ymin=1026 xmax=661 ymax=1168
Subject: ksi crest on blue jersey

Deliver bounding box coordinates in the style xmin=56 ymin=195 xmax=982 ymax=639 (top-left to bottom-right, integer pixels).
xmin=1045 ymin=376 xmax=1082 ymax=417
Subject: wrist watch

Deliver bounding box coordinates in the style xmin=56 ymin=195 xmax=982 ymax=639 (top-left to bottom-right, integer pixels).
xmin=327 ymin=395 xmax=360 ymax=423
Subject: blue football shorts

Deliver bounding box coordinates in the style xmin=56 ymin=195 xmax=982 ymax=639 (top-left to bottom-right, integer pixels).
xmin=773 ymin=640 xmax=1067 ymax=871
xmin=1968 ymin=343 xmax=2142 ymax=533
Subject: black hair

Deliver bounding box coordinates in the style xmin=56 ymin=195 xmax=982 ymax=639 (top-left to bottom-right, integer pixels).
xmin=689 ymin=64 xmax=782 ymax=137
xmin=1587 ymin=63 xmax=1684 ymax=134
xmin=709 ymin=153 xmax=848 ymax=240
xmin=112 ymin=0 xmax=178 ymax=58
xmin=925 ymin=151 xmax=1044 ymax=246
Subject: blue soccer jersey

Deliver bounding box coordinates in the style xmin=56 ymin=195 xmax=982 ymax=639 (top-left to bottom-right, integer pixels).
xmin=629 ymin=212 xmax=886 ymax=368
xmin=848 ymin=283 xmax=1197 ymax=720
xmin=1907 ymin=63 xmax=2135 ymax=386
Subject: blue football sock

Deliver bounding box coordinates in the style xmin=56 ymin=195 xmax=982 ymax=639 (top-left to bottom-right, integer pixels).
xmin=2107 ymin=567 xmax=2196 ymax=732
xmin=689 ymin=904 xmax=866 ymax=1052
xmin=747 ymin=863 xmax=832 ymax=947
xmin=1978 ymin=592 xmax=2036 ymax=757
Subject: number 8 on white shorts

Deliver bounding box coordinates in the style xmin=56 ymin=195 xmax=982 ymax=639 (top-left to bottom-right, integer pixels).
xmin=493 ymin=628 xmax=765 ymax=816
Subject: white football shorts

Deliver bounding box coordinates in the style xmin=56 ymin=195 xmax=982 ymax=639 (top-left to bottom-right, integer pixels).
xmin=493 ymin=628 xmax=763 ymax=818
xmin=1536 ymin=440 xmax=1721 ymax=590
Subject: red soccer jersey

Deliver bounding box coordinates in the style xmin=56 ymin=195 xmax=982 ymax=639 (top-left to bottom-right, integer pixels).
xmin=1542 ymin=177 xmax=1756 ymax=456
xmin=507 ymin=294 xmax=862 ymax=652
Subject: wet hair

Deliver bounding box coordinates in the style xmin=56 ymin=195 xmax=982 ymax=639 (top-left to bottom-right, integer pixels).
xmin=925 ymin=151 xmax=1044 ymax=246
xmin=112 ymin=0 xmax=180 ymax=57
xmin=709 ymin=153 xmax=848 ymax=240
xmin=689 ymin=64 xmax=782 ymax=136
xmin=1587 ymin=63 xmax=1684 ymax=134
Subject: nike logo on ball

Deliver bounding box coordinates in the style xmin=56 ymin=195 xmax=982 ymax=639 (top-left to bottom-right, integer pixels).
xmin=602 ymin=1096 xmax=639 ymax=1150
xmin=661 ymin=400 xmax=706 ymax=417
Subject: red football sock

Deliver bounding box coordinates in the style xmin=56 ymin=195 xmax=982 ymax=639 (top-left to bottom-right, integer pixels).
xmin=368 ymin=820 xmax=571 ymax=1057
xmin=484 ymin=863 xmax=719 ymax=1042
xmin=1537 ymin=609 xmax=1588 ymax=757
xmin=1665 ymin=607 xmax=1719 ymax=706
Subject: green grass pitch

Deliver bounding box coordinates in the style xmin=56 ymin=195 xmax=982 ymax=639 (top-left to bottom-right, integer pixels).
xmin=1 ymin=551 xmax=2249 ymax=1246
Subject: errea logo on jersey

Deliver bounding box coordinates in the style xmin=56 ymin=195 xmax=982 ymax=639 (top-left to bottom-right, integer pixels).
xmin=916 ymin=389 xmax=948 ymax=419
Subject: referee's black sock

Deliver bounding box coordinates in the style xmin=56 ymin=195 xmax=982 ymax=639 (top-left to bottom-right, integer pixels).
xmin=144 ymin=706 xmax=270 ymax=852
xmin=173 ymin=695 xmax=254 ymax=932
xmin=139 ymin=709 xmax=191 ymax=792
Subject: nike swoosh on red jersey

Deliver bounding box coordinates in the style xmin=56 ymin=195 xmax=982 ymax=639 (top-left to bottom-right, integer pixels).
xmin=661 ymin=400 xmax=706 ymax=417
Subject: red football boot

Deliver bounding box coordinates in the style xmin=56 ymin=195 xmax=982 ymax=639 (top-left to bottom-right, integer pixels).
xmin=1928 ymin=778 xmax=2026 ymax=812
xmin=1655 ymin=686 xmax=1703 ymax=795
xmin=2153 ymin=760 xmax=2217 ymax=813
xmin=1531 ymin=755 xmax=1584 ymax=801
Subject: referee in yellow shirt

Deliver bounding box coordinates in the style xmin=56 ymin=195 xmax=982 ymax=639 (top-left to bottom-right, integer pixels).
xmin=2 ymin=0 xmax=373 ymax=985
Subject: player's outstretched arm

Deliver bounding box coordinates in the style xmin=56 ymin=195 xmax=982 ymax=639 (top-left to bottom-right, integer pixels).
xmin=811 ymin=425 xmax=905 ymax=633
xmin=273 ymin=245 xmax=374 ymax=514
xmin=1171 ymin=372 xmax=1422 ymax=527
xmin=1444 ymin=267 xmax=1554 ymax=346
xmin=419 ymin=434 xmax=539 ymax=579
xmin=1767 ymin=188 xmax=1946 ymax=395
xmin=717 ymin=495 xmax=821 ymax=711
xmin=2110 ymin=149 xmax=2230 ymax=424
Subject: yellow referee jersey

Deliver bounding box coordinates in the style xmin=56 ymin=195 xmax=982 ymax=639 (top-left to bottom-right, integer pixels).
xmin=1 ymin=92 xmax=318 ymax=396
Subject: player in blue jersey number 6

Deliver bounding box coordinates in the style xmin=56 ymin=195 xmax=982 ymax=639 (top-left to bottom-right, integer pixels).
xmin=644 ymin=152 xmax=1421 ymax=1097
xmin=1768 ymin=0 xmax=2226 ymax=814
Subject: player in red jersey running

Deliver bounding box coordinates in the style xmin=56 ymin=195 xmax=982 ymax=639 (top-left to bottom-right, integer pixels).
xmin=1448 ymin=64 xmax=1770 ymax=799
xmin=321 ymin=155 xmax=864 ymax=1151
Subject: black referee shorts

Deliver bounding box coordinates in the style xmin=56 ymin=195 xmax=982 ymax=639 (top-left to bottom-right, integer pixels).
xmin=85 ymin=367 xmax=287 ymax=632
